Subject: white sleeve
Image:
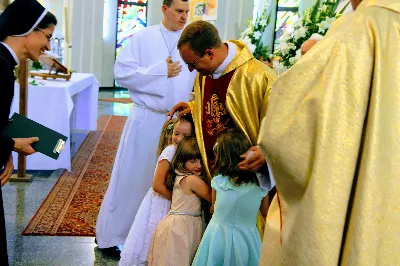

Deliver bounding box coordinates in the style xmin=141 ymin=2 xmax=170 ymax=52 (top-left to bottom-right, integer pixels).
xmin=114 ymin=33 xmax=169 ymax=97
xmin=157 ymin=145 xmax=176 ymax=163
xmin=256 ymin=163 xmax=276 ymax=192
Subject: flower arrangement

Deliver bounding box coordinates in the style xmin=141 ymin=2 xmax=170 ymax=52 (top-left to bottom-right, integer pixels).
xmin=239 ymin=8 xmax=271 ymax=61
xmin=273 ymin=0 xmax=350 ymax=73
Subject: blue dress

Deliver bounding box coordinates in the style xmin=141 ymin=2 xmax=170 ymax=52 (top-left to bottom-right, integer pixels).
xmin=192 ymin=175 xmax=268 ymax=266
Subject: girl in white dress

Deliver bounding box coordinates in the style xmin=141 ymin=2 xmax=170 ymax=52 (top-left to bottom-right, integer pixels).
xmin=119 ymin=115 xmax=195 ymax=266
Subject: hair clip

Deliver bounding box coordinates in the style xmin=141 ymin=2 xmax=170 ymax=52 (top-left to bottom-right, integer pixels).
xmin=212 ymin=142 xmax=218 ymax=152
xmin=166 ymin=123 xmax=174 ymax=133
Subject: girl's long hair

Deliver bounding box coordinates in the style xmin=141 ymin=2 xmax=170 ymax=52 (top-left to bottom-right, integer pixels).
xmin=212 ymin=128 xmax=258 ymax=186
xmin=156 ymin=115 xmax=195 ymax=157
xmin=156 ymin=119 xmax=176 ymax=157
xmin=165 ymin=137 xmax=203 ymax=190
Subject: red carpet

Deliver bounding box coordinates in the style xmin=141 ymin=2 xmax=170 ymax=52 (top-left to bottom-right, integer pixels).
xmin=23 ymin=115 xmax=127 ymax=236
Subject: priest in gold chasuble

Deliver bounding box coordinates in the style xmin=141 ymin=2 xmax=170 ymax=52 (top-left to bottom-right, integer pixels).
xmin=258 ymin=0 xmax=400 ymax=265
xmin=173 ymin=21 xmax=277 ymax=238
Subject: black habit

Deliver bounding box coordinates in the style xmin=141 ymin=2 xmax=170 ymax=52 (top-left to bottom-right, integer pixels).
xmin=0 ymin=1 xmax=48 ymax=264
xmin=0 ymin=42 xmax=18 ymax=266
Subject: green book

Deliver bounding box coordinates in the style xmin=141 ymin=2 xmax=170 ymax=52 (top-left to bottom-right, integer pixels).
xmin=2 ymin=113 xmax=68 ymax=160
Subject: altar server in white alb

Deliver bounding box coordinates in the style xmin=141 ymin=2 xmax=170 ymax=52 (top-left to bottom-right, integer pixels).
xmin=96 ymin=0 xmax=195 ymax=256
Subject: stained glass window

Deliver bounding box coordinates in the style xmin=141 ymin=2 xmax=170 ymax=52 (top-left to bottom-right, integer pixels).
xmin=274 ymin=0 xmax=300 ymax=49
xmin=113 ymin=90 xmax=132 ymax=116
xmin=115 ymin=0 xmax=148 ymax=87
xmin=116 ymin=1 xmax=148 ymax=56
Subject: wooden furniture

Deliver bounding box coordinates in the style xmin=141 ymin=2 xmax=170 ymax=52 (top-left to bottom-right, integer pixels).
xmin=10 ymin=59 xmax=32 ymax=181
xmin=30 ymin=54 xmax=72 ymax=81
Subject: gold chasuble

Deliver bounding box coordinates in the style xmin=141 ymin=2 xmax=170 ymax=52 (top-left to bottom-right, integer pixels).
xmin=188 ymin=40 xmax=277 ymax=237
xmin=258 ymin=0 xmax=400 ymax=265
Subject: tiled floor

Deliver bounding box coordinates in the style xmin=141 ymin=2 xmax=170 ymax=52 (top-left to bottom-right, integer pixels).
xmin=2 ymin=90 xmax=130 ymax=266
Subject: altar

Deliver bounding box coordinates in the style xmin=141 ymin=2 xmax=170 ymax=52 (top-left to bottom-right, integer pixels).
xmin=10 ymin=73 xmax=99 ymax=171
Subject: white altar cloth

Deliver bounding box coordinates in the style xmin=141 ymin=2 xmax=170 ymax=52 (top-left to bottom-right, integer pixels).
xmin=10 ymin=73 xmax=99 ymax=171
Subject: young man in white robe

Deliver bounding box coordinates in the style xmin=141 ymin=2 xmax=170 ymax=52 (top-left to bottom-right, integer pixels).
xmin=95 ymin=0 xmax=195 ymax=257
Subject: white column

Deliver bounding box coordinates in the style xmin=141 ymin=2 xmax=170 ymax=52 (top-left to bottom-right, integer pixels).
xmin=261 ymin=0 xmax=277 ymax=54
xmin=69 ymin=0 xmax=104 ymax=84
xmin=102 ymin=0 xmax=117 ymax=87
xmin=148 ymin=0 xmax=163 ymax=26
xmin=213 ymin=0 xmax=254 ymax=41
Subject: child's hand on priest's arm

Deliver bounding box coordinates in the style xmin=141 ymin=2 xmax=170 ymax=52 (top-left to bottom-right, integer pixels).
xmin=13 ymin=137 xmax=39 ymax=155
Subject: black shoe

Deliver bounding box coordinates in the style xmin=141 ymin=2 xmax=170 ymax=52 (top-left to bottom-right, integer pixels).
xmin=94 ymin=238 xmax=97 ymax=244
xmin=99 ymin=246 xmax=121 ymax=258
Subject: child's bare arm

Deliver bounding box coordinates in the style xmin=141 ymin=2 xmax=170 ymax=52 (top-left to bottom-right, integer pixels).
xmin=152 ymin=160 xmax=172 ymax=200
xmin=186 ymin=175 xmax=212 ymax=202
xmin=260 ymin=193 xmax=270 ymax=218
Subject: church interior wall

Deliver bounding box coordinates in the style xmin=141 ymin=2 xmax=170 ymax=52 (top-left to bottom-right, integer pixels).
xmin=38 ymin=0 xmax=257 ymax=88
xmin=14 ymin=0 xmax=317 ymax=88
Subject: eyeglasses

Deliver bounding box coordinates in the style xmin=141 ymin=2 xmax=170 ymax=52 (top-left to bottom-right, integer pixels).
xmin=35 ymin=27 xmax=53 ymax=41
xmin=187 ymin=56 xmax=203 ymax=71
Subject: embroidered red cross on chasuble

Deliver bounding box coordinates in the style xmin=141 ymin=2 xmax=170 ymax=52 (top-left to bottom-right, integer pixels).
xmin=202 ymin=69 xmax=236 ymax=163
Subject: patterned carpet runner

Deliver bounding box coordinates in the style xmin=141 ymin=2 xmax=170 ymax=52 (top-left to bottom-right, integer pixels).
xmin=23 ymin=115 xmax=127 ymax=236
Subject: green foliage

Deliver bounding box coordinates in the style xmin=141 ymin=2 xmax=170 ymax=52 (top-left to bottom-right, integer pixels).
xmin=31 ymin=61 xmax=43 ymax=70
xmin=239 ymin=8 xmax=271 ymax=61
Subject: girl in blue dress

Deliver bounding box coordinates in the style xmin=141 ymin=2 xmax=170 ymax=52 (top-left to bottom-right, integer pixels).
xmin=192 ymin=128 xmax=270 ymax=266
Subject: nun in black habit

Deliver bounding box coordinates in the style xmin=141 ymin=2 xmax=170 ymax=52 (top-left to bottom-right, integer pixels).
xmin=0 ymin=0 xmax=57 ymax=264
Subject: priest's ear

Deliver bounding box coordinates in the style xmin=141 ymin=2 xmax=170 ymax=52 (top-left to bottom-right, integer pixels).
xmin=205 ymin=49 xmax=214 ymax=60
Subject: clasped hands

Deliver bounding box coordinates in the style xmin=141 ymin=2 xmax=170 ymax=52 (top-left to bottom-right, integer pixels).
xmin=168 ymin=103 xmax=265 ymax=172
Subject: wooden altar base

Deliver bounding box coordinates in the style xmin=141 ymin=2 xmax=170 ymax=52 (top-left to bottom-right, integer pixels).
xmin=30 ymin=72 xmax=71 ymax=81
xmin=10 ymin=174 xmax=32 ymax=182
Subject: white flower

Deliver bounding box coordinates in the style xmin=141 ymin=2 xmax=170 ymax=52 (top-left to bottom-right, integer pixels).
xmin=317 ymin=17 xmax=336 ymax=33
xmin=247 ymin=43 xmax=256 ymax=53
xmin=289 ymin=56 xmax=298 ymax=65
xmin=292 ymin=17 xmax=304 ymax=28
xmin=288 ymin=49 xmax=303 ymax=66
xmin=277 ymin=43 xmax=289 ymax=56
xmin=280 ymin=35 xmax=291 ymax=43
xmin=295 ymin=49 xmax=302 ymax=61
xmin=293 ymin=26 xmax=307 ymax=41
xmin=273 ymin=61 xmax=288 ymax=75
xmin=240 ymin=27 xmax=253 ymax=39
xmin=259 ymin=19 xmax=267 ymax=27
xmin=242 ymin=36 xmax=256 ymax=53
xmin=253 ymin=31 xmax=262 ymax=40
xmin=285 ymin=26 xmax=294 ymax=35
xmin=277 ymin=42 xmax=296 ymax=56
xmin=281 ymin=29 xmax=292 ymax=40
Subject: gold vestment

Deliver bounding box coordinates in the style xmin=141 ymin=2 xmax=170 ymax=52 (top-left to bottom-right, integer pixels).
xmin=259 ymin=1 xmax=400 ymax=265
xmin=189 ymin=40 xmax=277 ymax=237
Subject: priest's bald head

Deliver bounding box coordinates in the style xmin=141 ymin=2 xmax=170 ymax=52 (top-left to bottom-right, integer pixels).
xmin=301 ymin=33 xmax=323 ymax=55
xmin=0 ymin=0 xmax=57 ymax=62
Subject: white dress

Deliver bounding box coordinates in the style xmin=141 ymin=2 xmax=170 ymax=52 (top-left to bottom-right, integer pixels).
xmin=119 ymin=145 xmax=175 ymax=266
xmin=96 ymin=23 xmax=196 ymax=249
